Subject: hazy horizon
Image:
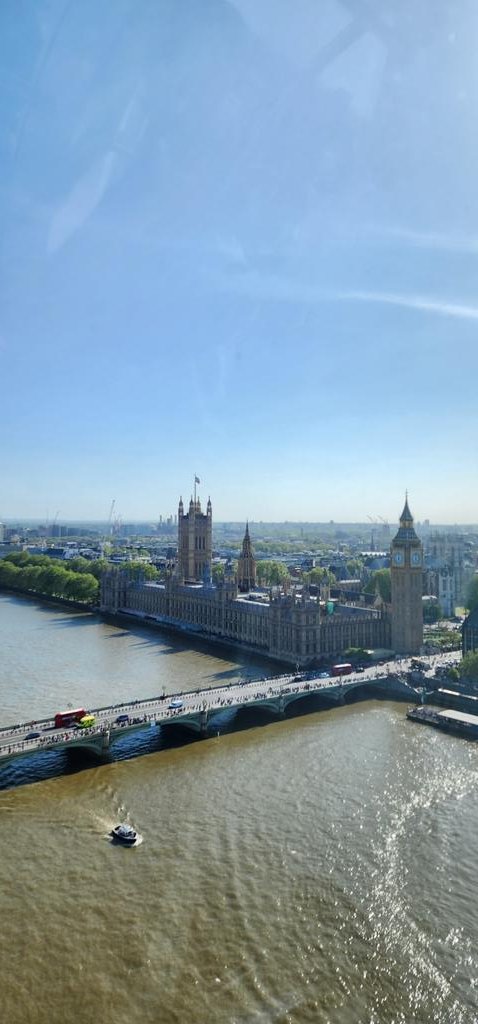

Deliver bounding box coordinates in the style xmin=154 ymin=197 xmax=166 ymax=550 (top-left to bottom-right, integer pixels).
xmin=2 ymin=514 xmax=477 ymax=532
xmin=1 ymin=2 xmax=477 ymax=521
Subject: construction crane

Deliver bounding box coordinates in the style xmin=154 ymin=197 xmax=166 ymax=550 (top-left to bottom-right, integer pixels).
xmin=368 ymin=514 xmax=389 ymax=529
xmin=367 ymin=514 xmax=390 ymax=552
xmin=47 ymin=510 xmax=60 ymax=537
xmin=108 ymin=499 xmax=116 ymax=535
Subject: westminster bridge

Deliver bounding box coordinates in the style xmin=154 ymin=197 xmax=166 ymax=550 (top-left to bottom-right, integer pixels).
xmin=0 ymin=664 xmax=425 ymax=773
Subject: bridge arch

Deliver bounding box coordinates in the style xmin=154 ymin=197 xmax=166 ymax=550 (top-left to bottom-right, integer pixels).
xmin=234 ymin=700 xmax=282 ymax=725
xmin=160 ymin=714 xmax=204 ymax=736
xmin=282 ymin=689 xmax=342 ymax=716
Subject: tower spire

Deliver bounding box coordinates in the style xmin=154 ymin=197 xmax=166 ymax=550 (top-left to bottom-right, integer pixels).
xmin=237 ymin=521 xmax=256 ymax=592
xmin=400 ymin=492 xmax=413 ymax=525
xmin=391 ymin=494 xmax=423 ymax=655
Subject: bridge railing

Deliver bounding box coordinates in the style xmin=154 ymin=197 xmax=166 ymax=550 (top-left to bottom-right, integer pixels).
xmin=0 ymin=667 xmax=416 ymax=747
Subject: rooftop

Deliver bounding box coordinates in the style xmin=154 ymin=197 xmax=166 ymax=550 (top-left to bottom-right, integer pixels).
xmin=438 ymin=708 xmax=478 ymax=726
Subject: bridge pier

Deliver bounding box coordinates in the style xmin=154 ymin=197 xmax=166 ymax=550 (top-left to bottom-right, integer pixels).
xmin=200 ymin=708 xmax=208 ymax=737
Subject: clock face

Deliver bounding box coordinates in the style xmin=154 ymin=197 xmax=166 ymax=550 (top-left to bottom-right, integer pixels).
xmin=411 ymin=550 xmax=422 ymax=567
xmin=393 ymin=551 xmax=404 ymax=566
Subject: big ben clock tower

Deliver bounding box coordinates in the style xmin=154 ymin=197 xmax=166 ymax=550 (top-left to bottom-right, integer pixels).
xmin=391 ymin=496 xmax=424 ymax=655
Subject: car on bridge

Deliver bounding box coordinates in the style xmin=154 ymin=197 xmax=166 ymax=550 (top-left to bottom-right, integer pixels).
xmin=25 ymin=731 xmax=41 ymax=740
xmin=168 ymin=699 xmax=184 ymax=710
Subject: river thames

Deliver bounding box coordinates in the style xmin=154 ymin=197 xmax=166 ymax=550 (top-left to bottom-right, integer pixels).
xmin=0 ymin=593 xmax=477 ymax=1024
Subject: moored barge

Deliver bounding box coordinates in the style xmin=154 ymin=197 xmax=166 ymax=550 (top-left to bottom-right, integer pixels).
xmin=407 ymin=705 xmax=478 ymax=740
xmin=425 ymin=687 xmax=478 ymax=714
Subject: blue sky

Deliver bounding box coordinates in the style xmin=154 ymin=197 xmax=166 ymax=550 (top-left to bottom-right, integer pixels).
xmin=1 ymin=0 xmax=477 ymax=524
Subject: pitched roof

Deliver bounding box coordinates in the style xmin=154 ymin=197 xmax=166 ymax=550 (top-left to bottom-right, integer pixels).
xmin=400 ymin=495 xmax=413 ymax=523
xmin=392 ymin=495 xmax=420 ymax=545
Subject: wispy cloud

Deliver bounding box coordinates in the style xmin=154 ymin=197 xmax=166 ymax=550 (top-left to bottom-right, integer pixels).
xmin=47 ymin=151 xmax=117 ymax=254
xmin=339 ymin=289 xmax=478 ymax=322
xmin=216 ymin=268 xmax=478 ymax=322
xmin=367 ymin=224 xmax=478 ymax=254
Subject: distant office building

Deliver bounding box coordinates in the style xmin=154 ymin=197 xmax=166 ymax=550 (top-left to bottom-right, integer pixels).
xmin=391 ymin=497 xmax=424 ymax=655
xmin=425 ymin=532 xmax=472 ymax=614
xmin=426 ymin=566 xmax=455 ymax=618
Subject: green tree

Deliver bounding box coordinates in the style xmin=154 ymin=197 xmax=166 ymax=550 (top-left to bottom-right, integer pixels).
xmin=4 ymin=551 xmax=32 ymax=567
xmin=458 ymin=653 xmax=478 ymax=685
xmin=28 ymin=555 xmax=52 ymax=567
xmin=84 ymin=558 xmax=109 ymax=580
xmin=423 ymin=598 xmax=442 ymax=624
xmin=19 ymin=565 xmax=43 ymax=592
xmin=303 ymin=567 xmax=336 ymax=587
xmin=44 ymin=565 xmax=69 ymax=597
xmin=212 ymin=563 xmax=225 ymax=583
xmin=0 ymin=551 xmax=100 ymax=605
xmin=66 ymin=556 xmax=93 ymax=574
xmin=37 ymin=566 xmax=66 ymax=596
xmin=126 ymin=561 xmax=159 ymax=580
xmin=0 ymin=560 xmax=21 ymax=587
xmin=256 ymin=560 xmax=290 ymax=587
xmin=63 ymin=571 xmax=99 ymax=603
xmin=346 ymin=558 xmax=363 ymax=579
xmin=365 ymin=568 xmax=391 ymax=603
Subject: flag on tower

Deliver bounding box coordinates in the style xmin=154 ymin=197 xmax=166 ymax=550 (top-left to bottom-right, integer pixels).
xmin=195 ymin=475 xmax=200 ymax=484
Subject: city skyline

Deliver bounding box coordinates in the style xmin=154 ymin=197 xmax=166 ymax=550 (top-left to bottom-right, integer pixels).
xmin=1 ymin=3 xmax=477 ymax=522
xmin=1 ymin=504 xmax=477 ymax=529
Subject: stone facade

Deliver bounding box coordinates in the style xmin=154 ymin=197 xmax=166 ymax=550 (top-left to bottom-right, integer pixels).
xmin=425 ymin=533 xmax=473 ymax=615
xmin=237 ymin=522 xmax=256 ymax=592
xmin=390 ymin=498 xmax=424 ymax=655
xmin=99 ymin=487 xmax=396 ymax=667
xmin=100 ymin=570 xmax=390 ymax=667
xmin=462 ymin=607 xmax=478 ymax=656
xmin=177 ymin=495 xmax=212 ymax=582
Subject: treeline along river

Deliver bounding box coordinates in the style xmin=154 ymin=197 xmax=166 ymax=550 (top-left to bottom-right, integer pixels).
xmin=1 ymin=594 xmax=478 ymax=1024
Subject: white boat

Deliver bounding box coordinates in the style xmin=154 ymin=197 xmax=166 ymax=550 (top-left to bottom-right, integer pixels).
xmin=110 ymin=823 xmax=140 ymax=846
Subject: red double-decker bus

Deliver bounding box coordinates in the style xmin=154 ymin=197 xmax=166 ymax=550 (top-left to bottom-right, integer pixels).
xmin=331 ymin=663 xmax=353 ymax=677
xmin=54 ymin=708 xmax=86 ymax=728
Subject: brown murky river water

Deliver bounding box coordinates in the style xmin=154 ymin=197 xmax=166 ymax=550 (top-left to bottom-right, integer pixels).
xmin=1 ymin=594 xmax=477 ymax=1024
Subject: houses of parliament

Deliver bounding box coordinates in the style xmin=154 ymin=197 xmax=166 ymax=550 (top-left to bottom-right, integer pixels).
xmin=100 ymin=493 xmax=423 ymax=666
